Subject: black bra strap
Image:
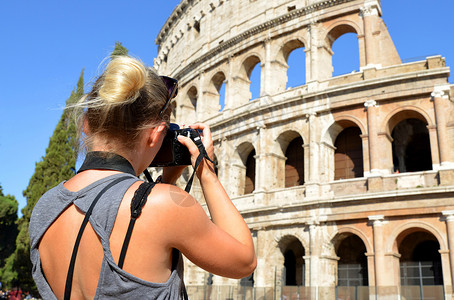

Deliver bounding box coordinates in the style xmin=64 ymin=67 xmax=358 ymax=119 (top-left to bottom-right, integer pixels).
xmin=118 ymin=182 xmax=155 ymax=269
xmin=64 ymin=176 xmax=130 ymax=300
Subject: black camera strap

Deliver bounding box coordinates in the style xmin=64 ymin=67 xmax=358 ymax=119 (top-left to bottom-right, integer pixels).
xmin=184 ymin=137 xmax=214 ymax=193
xmin=118 ymin=181 xmax=155 ymax=269
xmin=143 ymin=136 xmax=214 ymax=193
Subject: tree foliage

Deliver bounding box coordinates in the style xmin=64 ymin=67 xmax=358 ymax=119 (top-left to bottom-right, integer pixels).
xmin=111 ymin=41 xmax=129 ymax=57
xmin=0 ymin=186 xmax=18 ymax=273
xmin=0 ymin=70 xmax=84 ymax=292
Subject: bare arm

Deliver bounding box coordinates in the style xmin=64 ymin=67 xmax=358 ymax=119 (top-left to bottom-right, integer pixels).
xmin=168 ymin=123 xmax=256 ymax=278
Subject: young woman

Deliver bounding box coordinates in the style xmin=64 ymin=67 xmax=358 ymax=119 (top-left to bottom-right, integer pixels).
xmin=29 ymin=56 xmax=256 ymax=299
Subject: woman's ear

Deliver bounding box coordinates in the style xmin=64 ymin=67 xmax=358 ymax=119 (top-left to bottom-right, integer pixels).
xmin=147 ymin=122 xmax=167 ymax=148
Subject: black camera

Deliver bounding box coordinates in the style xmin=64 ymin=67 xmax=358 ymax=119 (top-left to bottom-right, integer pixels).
xmin=150 ymin=124 xmax=202 ymax=167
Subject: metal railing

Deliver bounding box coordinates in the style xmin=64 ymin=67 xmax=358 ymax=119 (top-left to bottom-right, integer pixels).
xmin=185 ymin=285 xmax=447 ymax=300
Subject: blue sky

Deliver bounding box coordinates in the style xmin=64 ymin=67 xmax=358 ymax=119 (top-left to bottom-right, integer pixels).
xmin=0 ymin=1 xmax=453 ymax=215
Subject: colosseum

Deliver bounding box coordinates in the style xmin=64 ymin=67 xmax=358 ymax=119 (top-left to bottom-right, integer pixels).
xmin=152 ymin=0 xmax=454 ymax=299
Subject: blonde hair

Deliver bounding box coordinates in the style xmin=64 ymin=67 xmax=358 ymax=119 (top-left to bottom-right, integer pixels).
xmin=74 ymin=56 xmax=171 ymax=151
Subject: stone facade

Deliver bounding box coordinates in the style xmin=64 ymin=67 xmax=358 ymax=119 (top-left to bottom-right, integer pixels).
xmin=154 ymin=0 xmax=454 ymax=299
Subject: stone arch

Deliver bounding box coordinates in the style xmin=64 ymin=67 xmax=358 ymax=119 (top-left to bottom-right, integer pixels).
xmin=277 ymin=235 xmax=306 ymax=286
xmin=331 ymin=229 xmax=369 ymax=286
xmin=235 ymin=54 xmax=263 ymax=102
xmin=240 ymin=54 xmax=263 ymax=78
xmin=384 ymin=108 xmax=434 ymax=173
xmin=236 ymin=141 xmax=256 ymax=165
xmin=276 ymin=232 xmax=308 ymax=253
xmin=203 ymin=69 xmax=227 ymax=115
xmin=322 ymin=117 xmax=365 ymax=180
xmin=186 ymin=85 xmax=198 ymax=109
xmin=383 ymin=106 xmax=434 ymax=136
xmin=324 ymin=20 xmax=362 ymax=48
xmin=210 ymin=71 xmax=226 ymax=95
xmin=377 ymin=107 xmax=435 ymax=173
xmin=274 ymin=38 xmax=307 ymax=90
xmin=276 ymin=130 xmax=304 ymax=155
xmin=387 ymin=222 xmax=448 ymax=254
xmin=322 ymin=116 xmax=365 ymax=147
xmin=391 ymin=224 xmax=446 ymax=286
xmin=331 ymin=226 xmax=373 ymax=255
xmin=272 ymin=125 xmax=307 ymax=154
xmin=274 ymin=130 xmax=306 ymax=188
xmin=179 ymin=85 xmax=198 ymax=124
xmin=321 ymin=20 xmax=362 ymax=79
xmin=320 ymin=118 xmax=364 ymax=181
xmin=277 ymin=38 xmax=306 ymax=64
xmin=232 ymin=140 xmax=256 ymax=195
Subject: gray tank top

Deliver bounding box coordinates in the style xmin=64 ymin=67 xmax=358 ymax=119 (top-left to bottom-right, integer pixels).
xmin=29 ymin=173 xmax=187 ymax=299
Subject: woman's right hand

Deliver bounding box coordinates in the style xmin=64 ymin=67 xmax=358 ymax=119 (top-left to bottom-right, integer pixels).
xmin=176 ymin=123 xmax=216 ymax=179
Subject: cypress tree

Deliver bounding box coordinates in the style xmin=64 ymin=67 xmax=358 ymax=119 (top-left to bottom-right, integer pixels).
xmin=1 ymin=70 xmax=84 ymax=293
xmin=111 ymin=41 xmax=129 ymax=57
xmin=0 ymin=185 xmax=18 ymax=281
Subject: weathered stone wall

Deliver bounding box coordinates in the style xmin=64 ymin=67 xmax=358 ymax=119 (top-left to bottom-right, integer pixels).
xmin=154 ymin=0 xmax=454 ymax=298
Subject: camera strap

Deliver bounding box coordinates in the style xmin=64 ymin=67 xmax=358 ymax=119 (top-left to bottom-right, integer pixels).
xmin=184 ymin=136 xmax=214 ymax=193
xmin=143 ymin=137 xmax=214 ymax=193
xmin=118 ymin=181 xmax=155 ymax=269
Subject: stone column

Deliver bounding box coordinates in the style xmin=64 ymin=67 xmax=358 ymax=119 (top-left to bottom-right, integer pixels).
xmin=262 ymin=38 xmax=272 ymax=96
xmin=253 ymin=126 xmax=262 ymax=193
xmin=262 ymin=38 xmax=287 ymax=95
xmin=369 ymin=215 xmax=386 ymax=294
xmin=305 ymin=113 xmax=320 ymax=198
xmin=360 ymin=2 xmax=381 ymax=67
xmin=432 ymin=86 xmax=453 ymax=167
xmin=308 ymin=221 xmax=320 ymax=289
xmin=255 ymin=125 xmax=270 ymax=195
xmin=442 ymin=210 xmax=454 ymax=289
xmin=307 ymin=112 xmax=318 ymax=183
xmin=364 ymin=100 xmax=380 ymax=174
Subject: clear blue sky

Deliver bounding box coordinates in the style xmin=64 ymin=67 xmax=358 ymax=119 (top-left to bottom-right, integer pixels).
xmin=0 ymin=1 xmax=453 ymax=215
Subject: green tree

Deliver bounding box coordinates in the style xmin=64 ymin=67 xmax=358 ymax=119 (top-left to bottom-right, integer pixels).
xmin=111 ymin=41 xmax=129 ymax=57
xmin=0 ymin=185 xmax=18 ymax=271
xmin=0 ymin=70 xmax=84 ymax=293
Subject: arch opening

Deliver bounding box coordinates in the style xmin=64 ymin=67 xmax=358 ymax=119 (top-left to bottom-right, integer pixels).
xmin=242 ymin=55 xmax=262 ymax=101
xmin=211 ymin=72 xmax=226 ymax=111
xmin=279 ymin=236 xmax=306 ymax=286
xmin=399 ymin=231 xmax=443 ymax=286
xmin=336 ymin=234 xmax=368 ymax=286
xmin=187 ymin=86 xmax=198 ymax=111
xmin=332 ymin=32 xmax=359 ymax=76
xmin=249 ymin=63 xmax=261 ymax=100
xmin=391 ymin=118 xmax=432 ymax=173
xmin=334 ymin=126 xmax=364 ymax=180
xmin=245 ymin=149 xmax=256 ymax=194
xmin=285 ymin=136 xmax=305 ymax=187
xmin=286 ymin=47 xmax=306 ymax=89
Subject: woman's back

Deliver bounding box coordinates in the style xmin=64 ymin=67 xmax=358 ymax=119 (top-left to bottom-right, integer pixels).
xmin=31 ymin=171 xmax=187 ymax=299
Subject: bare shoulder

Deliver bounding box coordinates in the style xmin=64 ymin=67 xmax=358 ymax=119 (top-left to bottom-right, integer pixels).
xmin=141 ymin=183 xmax=211 ymax=245
xmin=148 ymin=183 xmax=199 ymax=209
